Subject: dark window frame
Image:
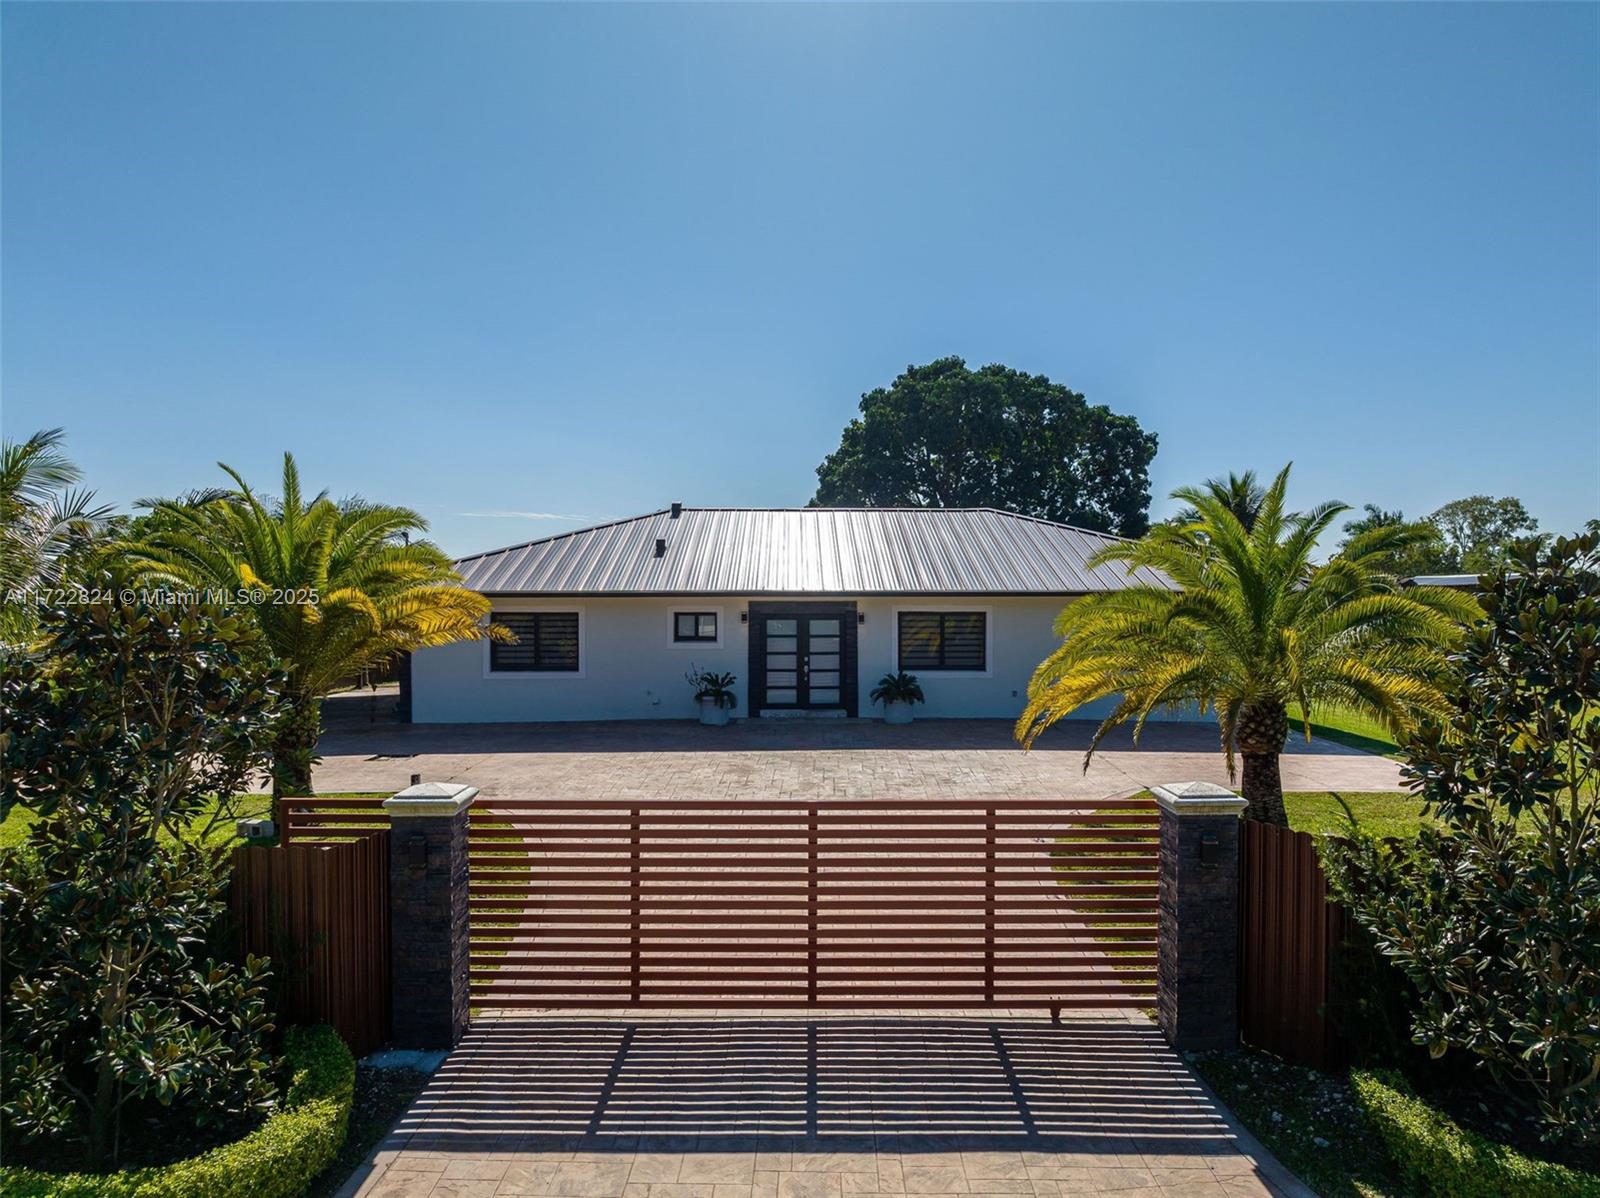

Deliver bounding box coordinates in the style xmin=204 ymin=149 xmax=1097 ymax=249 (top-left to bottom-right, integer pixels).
xmin=673 ymin=611 xmax=720 ymax=643
xmin=489 ymin=611 xmax=581 ymax=673
xmin=896 ymin=610 xmax=988 ymax=672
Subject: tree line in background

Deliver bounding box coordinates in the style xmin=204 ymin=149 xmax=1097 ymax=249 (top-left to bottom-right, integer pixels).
xmin=808 ymin=358 xmax=1558 ymax=577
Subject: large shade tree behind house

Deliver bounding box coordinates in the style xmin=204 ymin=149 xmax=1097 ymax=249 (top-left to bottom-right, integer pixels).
xmin=124 ymin=453 xmax=503 ymax=804
xmin=810 ymin=357 xmax=1158 ymax=536
xmin=1016 ymin=465 xmax=1482 ymax=825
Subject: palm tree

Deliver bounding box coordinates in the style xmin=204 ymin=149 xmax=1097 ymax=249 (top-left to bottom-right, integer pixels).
xmin=0 ymin=428 xmax=112 ymax=642
xmin=1169 ymin=470 xmax=1269 ymax=532
xmin=1017 ymin=465 xmax=1480 ymax=825
xmin=124 ymin=453 xmax=504 ymax=805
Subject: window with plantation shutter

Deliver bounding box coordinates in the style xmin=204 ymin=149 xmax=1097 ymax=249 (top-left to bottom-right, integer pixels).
xmin=897 ymin=611 xmax=986 ymax=671
xmin=489 ymin=612 xmax=580 ymax=672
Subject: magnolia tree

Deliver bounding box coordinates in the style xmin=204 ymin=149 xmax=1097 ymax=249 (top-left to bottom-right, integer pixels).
xmin=1328 ymin=531 xmax=1600 ymax=1146
xmin=0 ymin=594 xmax=282 ymax=1169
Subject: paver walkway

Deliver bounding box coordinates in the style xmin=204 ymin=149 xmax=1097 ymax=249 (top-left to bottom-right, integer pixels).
xmin=314 ymin=703 xmax=1399 ymax=800
xmin=343 ymin=1012 xmax=1303 ymax=1198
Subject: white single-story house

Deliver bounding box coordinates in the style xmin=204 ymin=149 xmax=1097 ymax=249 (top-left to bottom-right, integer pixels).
xmin=407 ymin=506 xmax=1186 ymax=724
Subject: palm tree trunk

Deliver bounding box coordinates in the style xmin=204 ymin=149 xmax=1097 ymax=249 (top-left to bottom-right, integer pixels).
xmin=1237 ymin=698 xmax=1290 ymax=827
xmin=1241 ymin=752 xmax=1288 ymax=826
xmin=270 ymin=695 xmax=321 ymax=822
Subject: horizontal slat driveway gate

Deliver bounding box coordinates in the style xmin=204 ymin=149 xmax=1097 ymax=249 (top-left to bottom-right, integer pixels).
xmin=467 ymin=796 xmax=1158 ymax=1010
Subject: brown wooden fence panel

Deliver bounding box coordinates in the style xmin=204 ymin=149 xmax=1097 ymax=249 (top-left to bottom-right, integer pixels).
xmin=1238 ymin=820 xmax=1349 ymax=1069
xmin=231 ymin=831 xmax=391 ymax=1057
xmin=467 ymin=796 xmax=1159 ymax=1009
xmin=279 ymin=795 xmax=389 ymax=844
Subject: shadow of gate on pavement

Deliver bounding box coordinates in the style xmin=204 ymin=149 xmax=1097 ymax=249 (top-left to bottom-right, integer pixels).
xmin=390 ymin=1016 xmax=1240 ymax=1156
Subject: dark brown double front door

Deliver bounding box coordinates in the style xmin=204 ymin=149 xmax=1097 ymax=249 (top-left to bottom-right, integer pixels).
xmin=748 ymin=601 xmax=858 ymax=717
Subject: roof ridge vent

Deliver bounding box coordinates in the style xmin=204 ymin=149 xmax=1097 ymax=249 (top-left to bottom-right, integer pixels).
xmin=670 ymin=502 xmax=683 ymax=518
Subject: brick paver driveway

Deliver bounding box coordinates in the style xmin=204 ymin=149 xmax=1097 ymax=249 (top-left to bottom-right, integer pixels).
xmin=344 ymin=1012 xmax=1306 ymax=1198
xmin=314 ymin=700 xmax=1399 ymax=801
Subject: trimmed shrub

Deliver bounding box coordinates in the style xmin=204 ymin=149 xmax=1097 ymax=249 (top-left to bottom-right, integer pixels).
xmin=0 ymin=1026 xmax=355 ymax=1198
xmin=1352 ymin=1069 xmax=1600 ymax=1198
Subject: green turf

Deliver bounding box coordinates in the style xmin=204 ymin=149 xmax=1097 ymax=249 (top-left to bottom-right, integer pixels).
xmin=0 ymin=793 xmax=382 ymax=852
xmin=0 ymin=807 xmax=39 ymax=850
xmin=1288 ymin=705 xmax=1404 ymax=758
xmin=1284 ymin=791 xmax=1431 ymax=839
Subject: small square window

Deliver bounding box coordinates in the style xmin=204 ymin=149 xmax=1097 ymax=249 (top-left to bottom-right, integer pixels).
xmin=674 ymin=611 xmax=718 ymax=642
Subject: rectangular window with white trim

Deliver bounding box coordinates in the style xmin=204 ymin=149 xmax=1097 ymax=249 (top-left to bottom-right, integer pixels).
xmin=673 ymin=611 xmax=719 ymax=643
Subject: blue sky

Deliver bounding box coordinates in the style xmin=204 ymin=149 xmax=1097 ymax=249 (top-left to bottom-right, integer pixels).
xmin=5 ymin=3 xmax=1596 ymax=558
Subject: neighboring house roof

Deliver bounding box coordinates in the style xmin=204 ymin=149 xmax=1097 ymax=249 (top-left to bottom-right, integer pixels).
xmin=1403 ymin=574 xmax=1481 ymax=590
xmin=453 ymin=507 xmax=1172 ymax=596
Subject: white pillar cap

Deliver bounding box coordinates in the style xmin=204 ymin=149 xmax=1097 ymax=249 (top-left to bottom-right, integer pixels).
xmin=383 ymin=781 xmax=479 ymax=818
xmin=1151 ymin=781 xmax=1248 ymax=817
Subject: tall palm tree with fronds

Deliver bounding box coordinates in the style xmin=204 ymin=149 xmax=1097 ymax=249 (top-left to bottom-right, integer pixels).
xmin=1017 ymin=465 xmax=1481 ymax=825
xmin=123 ymin=453 xmax=504 ymax=804
xmin=0 ymin=428 xmax=112 ymax=642
xmin=1169 ymin=469 xmax=1269 ymax=531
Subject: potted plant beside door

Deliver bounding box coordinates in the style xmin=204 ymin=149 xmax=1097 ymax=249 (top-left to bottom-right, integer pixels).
xmin=687 ymin=666 xmax=738 ymax=726
xmin=871 ymin=671 xmax=925 ymax=725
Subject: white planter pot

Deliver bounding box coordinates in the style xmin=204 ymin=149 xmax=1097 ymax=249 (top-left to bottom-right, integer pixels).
xmin=698 ymin=697 xmax=731 ymax=726
xmin=883 ymin=699 xmax=914 ymax=725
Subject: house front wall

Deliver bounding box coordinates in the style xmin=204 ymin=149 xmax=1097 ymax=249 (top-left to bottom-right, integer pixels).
xmin=409 ymin=594 xmax=1191 ymax=724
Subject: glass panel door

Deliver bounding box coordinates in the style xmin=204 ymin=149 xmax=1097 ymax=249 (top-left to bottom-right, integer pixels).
xmin=805 ymin=617 xmax=842 ymax=705
xmin=764 ymin=617 xmax=799 ymax=705
xmin=760 ymin=612 xmax=849 ymax=710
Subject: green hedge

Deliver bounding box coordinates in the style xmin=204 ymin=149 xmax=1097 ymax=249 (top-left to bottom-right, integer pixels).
xmin=0 ymin=1026 xmax=355 ymax=1198
xmin=1352 ymin=1069 xmax=1600 ymax=1198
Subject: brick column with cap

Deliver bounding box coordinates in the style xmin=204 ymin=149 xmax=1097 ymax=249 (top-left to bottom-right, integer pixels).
xmin=385 ymin=780 xmax=477 ymax=1050
xmin=1153 ymin=781 xmax=1249 ymax=1051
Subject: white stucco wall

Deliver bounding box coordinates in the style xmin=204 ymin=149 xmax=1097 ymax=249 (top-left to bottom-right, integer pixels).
xmin=409 ymin=594 xmax=1196 ymax=724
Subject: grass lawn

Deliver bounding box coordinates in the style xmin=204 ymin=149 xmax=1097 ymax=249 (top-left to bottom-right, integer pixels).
xmin=1284 ymin=791 xmax=1431 ymax=839
xmin=0 ymin=793 xmax=382 ymax=852
xmin=1288 ymin=705 xmax=1403 ymax=758
xmin=1190 ymin=1046 xmax=1418 ymax=1198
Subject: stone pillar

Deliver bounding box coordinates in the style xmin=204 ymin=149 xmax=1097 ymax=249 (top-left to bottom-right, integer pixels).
xmin=385 ymin=781 xmax=477 ymax=1050
xmin=1153 ymin=781 xmax=1249 ymax=1051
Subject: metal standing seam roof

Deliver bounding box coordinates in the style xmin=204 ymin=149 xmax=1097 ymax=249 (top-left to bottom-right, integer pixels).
xmin=452 ymin=508 xmax=1173 ymax=596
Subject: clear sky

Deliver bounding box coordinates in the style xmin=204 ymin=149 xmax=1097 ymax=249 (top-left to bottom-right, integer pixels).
xmin=4 ymin=3 xmax=1597 ymax=558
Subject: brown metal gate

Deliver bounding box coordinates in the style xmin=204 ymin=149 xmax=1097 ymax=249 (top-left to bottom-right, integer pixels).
xmin=1239 ymin=819 xmax=1349 ymax=1069
xmin=231 ymin=829 xmax=392 ymax=1057
xmin=467 ymin=796 xmax=1158 ymax=1010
